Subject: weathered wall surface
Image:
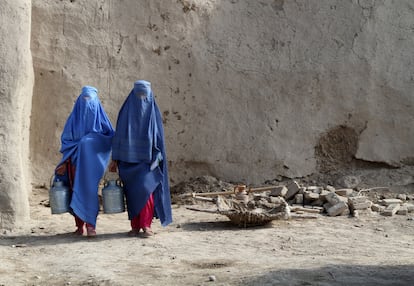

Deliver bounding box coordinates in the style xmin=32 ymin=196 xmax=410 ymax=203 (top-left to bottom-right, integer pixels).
xmin=0 ymin=0 xmax=33 ymax=229
xmin=30 ymin=0 xmax=414 ymax=185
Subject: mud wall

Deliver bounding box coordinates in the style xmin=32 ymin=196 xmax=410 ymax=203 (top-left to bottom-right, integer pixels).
xmin=30 ymin=0 xmax=414 ymax=185
xmin=0 ymin=0 xmax=33 ymax=229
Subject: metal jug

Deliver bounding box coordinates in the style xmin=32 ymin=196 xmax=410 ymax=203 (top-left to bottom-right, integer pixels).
xmin=49 ymin=179 xmax=71 ymax=214
xmin=102 ymin=179 xmax=125 ymax=214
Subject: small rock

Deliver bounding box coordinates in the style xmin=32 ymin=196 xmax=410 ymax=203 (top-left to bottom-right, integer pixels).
xmin=335 ymin=188 xmax=353 ymax=196
xmin=306 ymin=186 xmax=322 ymax=193
xmin=406 ymin=203 xmax=414 ymax=212
xmin=295 ymin=193 xmax=304 ymax=204
xmin=397 ymin=194 xmax=407 ymax=201
xmin=209 ymin=275 xmax=216 ymax=282
xmin=325 ymin=185 xmax=336 ymax=192
xmin=336 ymin=175 xmax=361 ymax=188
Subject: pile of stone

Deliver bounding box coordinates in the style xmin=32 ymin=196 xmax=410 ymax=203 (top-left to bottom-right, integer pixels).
xmin=266 ymin=180 xmax=414 ymax=218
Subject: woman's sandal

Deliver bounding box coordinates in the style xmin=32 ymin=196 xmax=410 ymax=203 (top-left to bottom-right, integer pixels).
xmin=86 ymin=226 xmax=97 ymax=237
xmin=142 ymin=228 xmax=154 ymax=238
xmin=128 ymin=228 xmax=141 ymax=237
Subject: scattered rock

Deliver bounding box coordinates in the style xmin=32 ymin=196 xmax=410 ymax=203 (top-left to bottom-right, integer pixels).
xmin=178 ymin=176 xmax=412 ymax=220
xmin=208 ymin=275 xmax=216 ymax=282
xmin=336 ymin=175 xmax=361 ymax=189
xmin=382 ymin=204 xmax=401 ymax=216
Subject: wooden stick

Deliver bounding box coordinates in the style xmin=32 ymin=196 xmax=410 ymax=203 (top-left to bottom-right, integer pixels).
xmin=193 ymin=196 xmax=216 ymax=202
xmin=186 ymin=206 xmax=218 ymax=213
xmin=190 ymin=185 xmax=283 ymax=197
xmin=191 ymin=190 xmax=235 ymax=197
xmin=248 ymin=185 xmax=282 ymax=193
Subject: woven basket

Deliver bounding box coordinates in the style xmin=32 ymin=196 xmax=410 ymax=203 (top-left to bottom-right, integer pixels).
xmin=185 ymin=195 xmax=290 ymax=227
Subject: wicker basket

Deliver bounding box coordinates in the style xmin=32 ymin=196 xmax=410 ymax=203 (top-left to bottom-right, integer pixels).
xmin=188 ymin=195 xmax=291 ymax=227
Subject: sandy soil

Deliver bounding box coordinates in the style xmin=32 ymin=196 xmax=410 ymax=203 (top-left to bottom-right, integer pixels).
xmin=1 ymin=185 xmax=414 ymax=286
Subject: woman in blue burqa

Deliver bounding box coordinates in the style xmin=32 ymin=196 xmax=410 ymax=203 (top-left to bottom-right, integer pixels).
xmin=109 ymin=80 xmax=172 ymax=237
xmin=55 ymin=86 xmax=114 ymax=237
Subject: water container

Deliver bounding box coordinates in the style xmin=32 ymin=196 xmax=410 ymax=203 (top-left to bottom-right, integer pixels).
xmin=102 ymin=179 xmax=125 ymax=214
xmin=49 ymin=179 xmax=71 ymax=214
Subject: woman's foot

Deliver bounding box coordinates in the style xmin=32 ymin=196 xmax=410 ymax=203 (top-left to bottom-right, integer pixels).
xmin=73 ymin=227 xmax=84 ymax=235
xmin=142 ymin=227 xmax=154 ymax=238
xmin=127 ymin=228 xmax=140 ymax=237
xmin=86 ymin=226 xmax=96 ymax=237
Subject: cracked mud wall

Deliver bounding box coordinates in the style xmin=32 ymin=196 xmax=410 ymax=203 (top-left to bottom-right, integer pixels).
xmin=0 ymin=0 xmax=33 ymax=229
xmin=30 ymin=0 xmax=414 ymax=186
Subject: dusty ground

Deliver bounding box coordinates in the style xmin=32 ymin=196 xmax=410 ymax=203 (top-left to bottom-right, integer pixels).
xmin=1 ymin=174 xmax=414 ymax=286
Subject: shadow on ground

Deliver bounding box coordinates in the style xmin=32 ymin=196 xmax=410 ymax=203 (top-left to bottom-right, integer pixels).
xmin=240 ymin=264 xmax=414 ymax=286
xmin=0 ymin=231 xmax=133 ymax=247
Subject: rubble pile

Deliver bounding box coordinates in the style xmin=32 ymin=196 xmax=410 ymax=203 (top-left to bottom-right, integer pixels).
xmin=180 ymin=176 xmax=414 ymax=226
xmin=271 ymin=180 xmax=414 ymax=218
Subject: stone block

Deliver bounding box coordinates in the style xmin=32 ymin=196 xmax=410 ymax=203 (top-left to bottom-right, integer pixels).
xmin=405 ymin=203 xmax=414 ymax=212
xmin=336 ymin=175 xmax=361 ymax=188
xmin=269 ymin=186 xmax=288 ymax=197
xmin=335 ymin=188 xmax=353 ymax=197
xmin=327 ymin=202 xmax=349 ymax=217
xmin=326 ymin=192 xmax=347 ymax=205
xmin=350 ymin=201 xmax=372 ymax=210
xmin=304 ymin=191 xmax=319 ymax=200
xmin=325 ymin=185 xmax=336 ymax=192
xmin=371 ymin=204 xmax=385 ymax=212
xmin=295 ymin=193 xmax=303 ymax=204
xmin=341 ymin=208 xmax=350 ymax=216
xmin=380 ymin=199 xmax=402 ymax=206
xmin=382 ymin=204 xmax=400 ymax=216
xmin=268 ymin=196 xmax=285 ymax=205
xmin=290 ymin=205 xmax=321 ymax=214
xmin=323 ymin=202 xmax=333 ymax=211
xmin=310 ymin=199 xmax=324 ymax=207
xmin=319 ymin=190 xmax=331 ymax=202
xmin=349 ymin=196 xmax=372 ymax=210
xmin=353 ymin=209 xmax=372 ymax=217
xmin=304 ymin=206 xmax=324 ymax=212
xmin=397 ymin=194 xmax=407 ymax=201
xmin=397 ymin=206 xmax=408 ymax=215
xmin=285 ymin=181 xmax=301 ymax=200
xmin=348 ymin=196 xmax=369 ymax=204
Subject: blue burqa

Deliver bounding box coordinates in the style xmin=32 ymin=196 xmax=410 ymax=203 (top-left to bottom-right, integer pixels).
xmin=56 ymin=86 xmax=114 ymax=227
xmin=112 ymin=80 xmax=172 ymax=227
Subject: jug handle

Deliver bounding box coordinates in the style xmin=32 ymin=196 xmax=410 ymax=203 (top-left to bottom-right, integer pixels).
xmin=103 ymin=173 xmax=123 ymax=187
xmin=50 ymin=174 xmax=56 ymax=188
xmin=116 ymin=178 xmax=124 ymax=188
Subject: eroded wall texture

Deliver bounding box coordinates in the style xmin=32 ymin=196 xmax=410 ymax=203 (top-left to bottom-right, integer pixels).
xmin=30 ymin=0 xmax=414 ymax=186
xmin=0 ymin=0 xmax=33 ymax=230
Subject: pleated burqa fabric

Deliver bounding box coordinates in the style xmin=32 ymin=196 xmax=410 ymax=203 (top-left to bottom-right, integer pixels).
xmin=57 ymin=86 xmax=114 ymax=227
xmin=112 ymin=80 xmax=172 ymax=226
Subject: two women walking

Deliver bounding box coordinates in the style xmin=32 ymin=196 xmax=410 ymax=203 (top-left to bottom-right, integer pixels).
xmin=54 ymin=81 xmax=172 ymax=237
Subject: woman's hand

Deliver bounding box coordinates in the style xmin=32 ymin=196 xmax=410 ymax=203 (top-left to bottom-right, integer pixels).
xmin=55 ymin=164 xmax=66 ymax=176
xmin=108 ymin=160 xmax=118 ymax=173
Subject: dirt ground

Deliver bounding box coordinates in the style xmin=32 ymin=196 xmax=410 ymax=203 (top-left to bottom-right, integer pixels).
xmin=1 ymin=172 xmax=414 ymax=286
